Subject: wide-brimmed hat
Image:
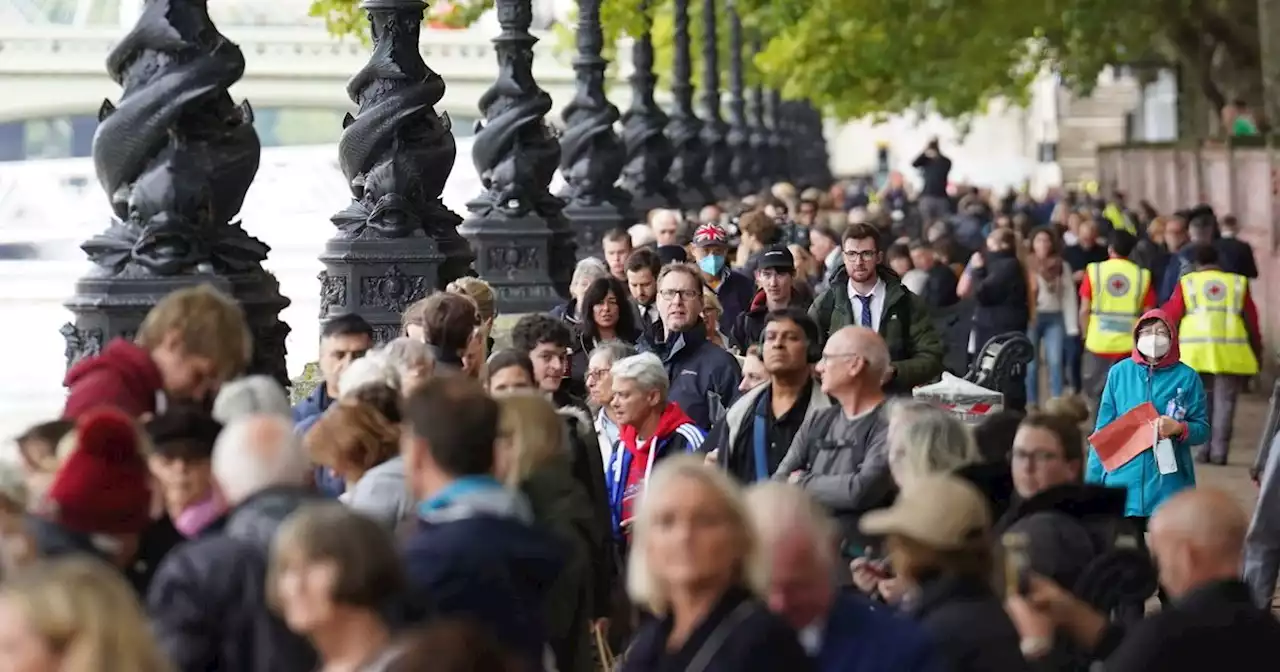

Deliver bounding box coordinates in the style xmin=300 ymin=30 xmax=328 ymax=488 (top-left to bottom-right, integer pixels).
xmin=860 ymin=473 xmax=990 ymax=549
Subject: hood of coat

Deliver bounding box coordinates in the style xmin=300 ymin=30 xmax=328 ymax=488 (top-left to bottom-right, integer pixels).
xmin=1129 ymin=308 xmax=1180 ymax=368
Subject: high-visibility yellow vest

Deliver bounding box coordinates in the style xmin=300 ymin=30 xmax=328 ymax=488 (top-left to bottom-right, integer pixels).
xmin=1103 ymin=204 xmax=1136 ymax=236
xmin=1084 ymin=259 xmax=1150 ymax=355
xmin=1177 ymin=270 xmax=1258 ymax=375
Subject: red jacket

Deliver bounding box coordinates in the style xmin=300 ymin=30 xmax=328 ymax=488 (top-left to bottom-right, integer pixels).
xmin=63 ymin=339 xmax=163 ymax=420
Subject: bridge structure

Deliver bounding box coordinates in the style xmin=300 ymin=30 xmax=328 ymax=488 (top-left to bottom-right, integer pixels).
xmin=0 ymin=0 xmax=637 ymax=156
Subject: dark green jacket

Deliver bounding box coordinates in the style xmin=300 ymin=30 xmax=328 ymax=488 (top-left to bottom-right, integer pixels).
xmin=809 ymin=267 xmax=945 ymax=393
xmin=520 ymin=457 xmax=603 ymax=672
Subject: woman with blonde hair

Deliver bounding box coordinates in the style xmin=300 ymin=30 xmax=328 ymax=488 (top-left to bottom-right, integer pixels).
xmin=700 ymin=288 xmax=731 ymax=349
xmin=305 ymin=403 xmax=407 ymax=529
xmin=446 ymin=277 xmax=497 ymax=355
xmin=494 ymin=393 xmax=606 ymax=672
xmin=621 ymin=455 xmax=810 ymax=672
xmin=0 ymin=557 xmax=172 ymax=672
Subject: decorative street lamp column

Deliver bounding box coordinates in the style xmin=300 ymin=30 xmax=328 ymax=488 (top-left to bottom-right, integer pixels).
xmin=766 ymin=89 xmax=791 ymax=185
xmin=459 ymin=0 xmax=572 ymax=311
xmin=666 ymin=0 xmax=714 ymax=209
xmin=320 ymin=0 xmax=472 ymax=342
xmin=559 ymin=0 xmax=633 ymax=258
xmin=747 ymin=86 xmax=770 ymax=191
xmin=699 ymin=0 xmax=731 ymax=201
xmin=620 ymin=2 xmax=680 ymax=214
xmin=62 ymin=0 xmax=290 ymax=384
xmin=724 ymin=3 xmax=755 ymax=197
xmin=810 ymin=102 xmax=835 ymax=187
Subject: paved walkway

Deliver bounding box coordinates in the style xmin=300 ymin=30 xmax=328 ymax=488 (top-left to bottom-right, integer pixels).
xmin=1200 ymin=390 xmax=1268 ymax=512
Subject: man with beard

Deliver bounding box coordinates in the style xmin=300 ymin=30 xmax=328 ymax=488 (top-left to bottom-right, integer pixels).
xmin=705 ymin=310 xmax=830 ymax=483
xmin=810 ymin=223 xmax=944 ymax=394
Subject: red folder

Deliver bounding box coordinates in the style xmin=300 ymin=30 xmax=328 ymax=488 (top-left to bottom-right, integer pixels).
xmin=1088 ymin=402 xmax=1159 ymax=472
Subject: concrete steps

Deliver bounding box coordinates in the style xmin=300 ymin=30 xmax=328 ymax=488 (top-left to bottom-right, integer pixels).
xmin=1056 ymin=78 xmax=1141 ymax=184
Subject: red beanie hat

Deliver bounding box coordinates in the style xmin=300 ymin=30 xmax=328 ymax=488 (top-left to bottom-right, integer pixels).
xmin=46 ymin=407 xmax=153 ymax=536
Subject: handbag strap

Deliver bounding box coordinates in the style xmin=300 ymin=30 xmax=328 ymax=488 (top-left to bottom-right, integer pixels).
xmin=685 ymin=602 xmax=755 ymax=672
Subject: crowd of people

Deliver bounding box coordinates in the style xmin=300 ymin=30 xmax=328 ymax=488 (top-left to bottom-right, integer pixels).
xmin=2 ymin=139 xmax=1280 ymax=671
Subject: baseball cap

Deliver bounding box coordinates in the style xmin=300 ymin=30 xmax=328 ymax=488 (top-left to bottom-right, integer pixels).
xmin=757 ymin=244 xmax=796 ymax=272
xmin=693 ymin=223 xmax=729 ymax=248
xmin=859 ymin=473 xmax=991 ymax=549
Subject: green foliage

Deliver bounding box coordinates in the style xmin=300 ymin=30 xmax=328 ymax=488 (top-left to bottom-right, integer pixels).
xmin=308 ymin=0 xmax=1262 ymax=123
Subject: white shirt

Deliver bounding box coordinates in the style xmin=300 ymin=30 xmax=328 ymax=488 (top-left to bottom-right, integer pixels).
xmin=847 ymin=277 xmax=887 ymax=332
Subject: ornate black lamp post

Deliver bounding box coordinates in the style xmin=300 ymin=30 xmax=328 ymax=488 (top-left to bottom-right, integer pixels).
xmin=559 ymin=0 xmax=633 ymax=257
xmin=620 ymin=1 xmax=679 ymax=214
xmin=319 ymin=0 xmax=472 ymax=342
xmin=766 ymin=89 xmax=791 ymax=185
xmin=802 ymin=102 xmax=834 ymax=188
xmin=666 ymin=0 xmax=714 ymax=209
xmin=724 ymin=3 xmax=755 ymax=197
xmin=459 ymin=0 xmax=573 ymax=311
xmin=699 ymin=0 xmax=731 ymax=200
xmin=62 ymin=0 xmax=290 ymax=383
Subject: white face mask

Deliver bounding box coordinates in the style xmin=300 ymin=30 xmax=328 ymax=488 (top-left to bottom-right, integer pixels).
xmin=1136 ymin=333 xmax=1171 ymax=359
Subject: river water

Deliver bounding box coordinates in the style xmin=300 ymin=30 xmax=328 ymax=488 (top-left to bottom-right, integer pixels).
xmin=0 ymin=139 xmax=541 ymax=442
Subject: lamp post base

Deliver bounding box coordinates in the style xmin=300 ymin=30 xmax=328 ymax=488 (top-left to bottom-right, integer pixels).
xmin=318 ymin=235 xmax=446 ymax=344
xmin=460 ymin=213 xmax=561 ymax=314
xmin=62 ymin=267 xmax=291 ymax=386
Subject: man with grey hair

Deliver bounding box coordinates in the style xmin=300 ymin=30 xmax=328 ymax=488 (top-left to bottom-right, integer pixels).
xmin=607 ymin=353 xmax=704 ymax=542
xmin=774 ymin=326 xmax=894 ymax=559
xmin=745 ymin=483 xmax=944 ymax=670
xmin=148 ymin=414 xmax=319 ymax=672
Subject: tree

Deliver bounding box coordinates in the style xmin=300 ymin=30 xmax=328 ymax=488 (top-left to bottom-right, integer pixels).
xmin=310 ymin=0 xmax=1266 ymax=126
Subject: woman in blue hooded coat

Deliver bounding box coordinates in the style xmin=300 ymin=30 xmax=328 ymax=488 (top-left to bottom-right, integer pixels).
xmin=1086 ymin=308 xmax=1210 ymax=523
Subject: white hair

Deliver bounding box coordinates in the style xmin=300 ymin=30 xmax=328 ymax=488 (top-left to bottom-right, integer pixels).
xmin=745 ymin=482 xmax=839 ymax=571
xmin=381 ymin=337 xmax=435 ymax=379
xmin=589 ymin=341 xmax=638 ymax=368
xmin=212 ymin=415 xmax=310 ymax=505
xmin=887 ymin=399 xmax=979 ymax=486
xmin=213 ymin=375 xmax=291 ymax=424
xmin=610 ymin=353 xmax=669 ymax=398
xmin=627 ymin=455 xmax=768 ymax=614
xmin=629 ymin=223 xmax=656 ymax=248
xmin=337 ymin=352 xmax=401 ymax=397
xmin=571 ymin=257 xmax=610 ymax=290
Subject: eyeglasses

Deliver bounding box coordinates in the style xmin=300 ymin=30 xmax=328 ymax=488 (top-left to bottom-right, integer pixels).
xmin=586 ymin=368 xmax=610 ymax=383
xmin=819 ymin=352 xmax=859 ymax=361
xmin=1011 ymin=449 xmax=1065 ymax=465
xmin=659 ymin=288 xmax=701 ymax=302
xmin=842 ymin=249 xmax=877 ymax=261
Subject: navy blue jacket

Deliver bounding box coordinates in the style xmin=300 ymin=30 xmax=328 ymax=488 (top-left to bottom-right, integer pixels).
xmin=291 ymin=386 xmax=344 ymax=497
xmin=710 ymin=269 xmax=757 ymax=333
xmin=815 ymin=593 xmax=946 ymax=672
xmin=639 ymin=322 xmax=742 ymax=430
xmin=401 ymin=477 xmax=564 ymax=669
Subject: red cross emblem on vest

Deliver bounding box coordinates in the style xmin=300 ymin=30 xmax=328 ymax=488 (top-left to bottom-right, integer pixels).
xmin=1105 ymin=273 xmax=1130 ymax=297
xmin=1204 ymin=279 xmax=1227 ymax=301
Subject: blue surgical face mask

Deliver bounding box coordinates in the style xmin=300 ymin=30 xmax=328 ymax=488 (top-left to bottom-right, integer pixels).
xmin=698 ymin=254 xmax=725 ymax=276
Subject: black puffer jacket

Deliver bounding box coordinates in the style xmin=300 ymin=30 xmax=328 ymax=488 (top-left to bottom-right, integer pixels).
xmin=147 ymin=487 xmax=321 ymax=672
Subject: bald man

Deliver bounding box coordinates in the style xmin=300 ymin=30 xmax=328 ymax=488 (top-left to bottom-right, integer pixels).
xmin=1009 ymin=488 xmax=1280 ymax=671
xmin=747 ymin=483 xmax=943 ymax=670
xmin=773 ymin=327 xmax=896 ymax=558
xmin=649 ymin=209 xmax=681 ymax=247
